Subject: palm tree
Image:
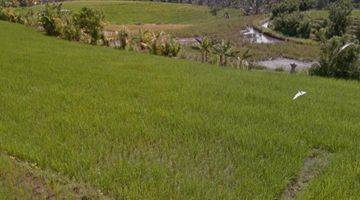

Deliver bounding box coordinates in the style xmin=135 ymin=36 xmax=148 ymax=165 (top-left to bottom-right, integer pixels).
xmin=191 ymin=37 xmax=212 ymax=63
xmin=212 ymin=40 xmax=239 ymax=66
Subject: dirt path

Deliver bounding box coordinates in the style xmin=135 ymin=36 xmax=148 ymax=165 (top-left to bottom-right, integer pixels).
xmin=0 ymin=150 xmax=110 ymax=199
xmin=281 ymin=149 xmax=331 ymax=199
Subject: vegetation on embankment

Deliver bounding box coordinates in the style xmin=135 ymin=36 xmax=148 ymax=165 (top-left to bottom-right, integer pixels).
xmin=17 ymin=1 xmax=321 ymax=61
xmin=1 ymin=21 xmax=360 ymax=199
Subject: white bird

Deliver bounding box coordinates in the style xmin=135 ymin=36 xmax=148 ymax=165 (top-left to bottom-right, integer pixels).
xmin=293 ymin=91 xmax=307 ymax=100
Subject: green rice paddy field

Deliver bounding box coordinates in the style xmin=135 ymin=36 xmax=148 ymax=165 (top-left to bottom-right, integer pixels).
xmin=0 ymin=20 xmax=360 ymax=199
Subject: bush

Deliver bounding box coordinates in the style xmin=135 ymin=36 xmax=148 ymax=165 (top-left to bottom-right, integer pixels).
xmin=299 ymin=0 xmax=316 ymax=10
xmin=74 ymin=7 xmax=104 ymax=45
xmin=327 ymin=0 xmax=353 ymax=37
xmin=0 ymin=7 xmax=20 ymax=22
xmin=20 ymin=9 xmax=39 ymax=27
xmin=309 ymin=36 xmax=360 ymax=80
xmin=272 ymin=12 xmax=311 ymax=38
xmin=40 ymin=3 xmax=64 ymax=36
xmin=161 ymin=36 xmax=181 ymax=57
xmin=271 ymin=0 xmax=299 ymax=19
xmin=117 ymin=27 xmax=130 ymax=49
xmin=61 ymin=14 xmax=81 ymax=41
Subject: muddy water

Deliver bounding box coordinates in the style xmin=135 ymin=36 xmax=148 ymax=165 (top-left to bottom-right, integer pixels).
xmin=257 ymin=58 xmax=316 ymax=71
xmin=241 ymin=27 xmax=281 ymax=44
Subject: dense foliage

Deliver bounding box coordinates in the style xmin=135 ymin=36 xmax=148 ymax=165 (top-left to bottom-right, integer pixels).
xmin=327 ymin=0 xmax=353 ymax=37
xmin=272 ymin=11 xmax=311 ymax=38
xmin=73 ymin=7 xmax=104 ymax=45
xmin=271 ymin=0 xmax=299 ymax=19
xmin=270 ymin=0 xmax=315 ymax=38
xmin=310 ymin=36 xmax=360 ymax=79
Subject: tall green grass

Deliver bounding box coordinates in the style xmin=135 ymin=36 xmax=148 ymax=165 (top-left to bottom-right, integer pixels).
xmin=0 ymin=21 xmax=360 ymax=199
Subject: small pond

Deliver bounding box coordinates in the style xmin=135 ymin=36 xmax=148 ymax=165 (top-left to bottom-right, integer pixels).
xmin=257 ymin=58 xmax=316 ymax=71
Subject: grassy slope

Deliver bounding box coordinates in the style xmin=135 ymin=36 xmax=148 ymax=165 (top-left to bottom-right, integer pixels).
xmin=1 ymin=21 xmax=360 ymax=199
xmin=25 ymin=1 xmax=320 ymax=60
xmin=61 ymin=0 xmax=216 ymax=24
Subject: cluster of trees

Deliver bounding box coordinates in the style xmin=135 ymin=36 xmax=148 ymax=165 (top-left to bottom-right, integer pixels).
xmin=270 ymin=0 xmax=312 ymax=38
xmin=0 ymin=3 xmax=182 ymax=57
xmin=191 ymin=37 xmax=252 ymax=68
xmin=313 ymin=0 xmax=355 ymax=40
xmin=310 ymin=0 xmax=360 ymax=80
xmin=269 ymin=0 xmax=359 ymax=80
xmin=34 ymin=4 xmax=105 ymax=44
xmin=109 ymin=28 xmax=181 ymax=57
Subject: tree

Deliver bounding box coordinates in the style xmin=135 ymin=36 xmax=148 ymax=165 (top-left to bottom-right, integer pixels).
xmin=328 ymin=0 xmax=353 ymax=37
xmin=272 ymin=12 xmax=311 ymax=38
xmin=212 ymin=40 xmax=239 ymax=66
xmin=191 ymin=37 xmax=212 ymax=63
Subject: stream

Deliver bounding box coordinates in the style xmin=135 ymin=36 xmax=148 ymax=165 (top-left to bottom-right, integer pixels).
xmin=241 ymin=21 xmax=281 ymax=44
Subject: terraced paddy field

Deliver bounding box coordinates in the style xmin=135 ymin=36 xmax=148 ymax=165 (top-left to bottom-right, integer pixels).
xmin=24 ymin=0 xmax=321 ymax=61
xmin=1 ymin=20 xmax=360 ymax=199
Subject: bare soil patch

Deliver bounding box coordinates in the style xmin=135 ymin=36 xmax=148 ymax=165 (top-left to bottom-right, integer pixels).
xmin=281 ymin=149 xmax=331 ymax=200
xmin=0 ymin=151 xmax=109 ymax=199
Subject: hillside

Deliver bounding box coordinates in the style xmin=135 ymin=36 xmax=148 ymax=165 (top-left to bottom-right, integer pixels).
xmin=22 ymin=0 xmax=321 ymax=61
xmin=0 ymin=20 xmax=360 ymax=199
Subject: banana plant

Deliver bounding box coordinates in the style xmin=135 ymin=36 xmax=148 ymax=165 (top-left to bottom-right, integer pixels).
xmin=212 ymin=40 xmax=240 ymax=66
xmin=191 ymin=37 xmax=212 ymax=63
xmin=118 ymin=26 xmax=130 ymax=49
xmin=132 ymin=29 xmax=155 ymax=51
xmin=236 ymin=49 xmax=252 ymax=69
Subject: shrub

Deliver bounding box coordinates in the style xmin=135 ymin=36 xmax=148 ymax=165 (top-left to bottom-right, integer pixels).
xmin=0 ymin=7 xmax=20 ymax=22
xmin=20 ymin=9 xmax=39 ymax=27
xmin=161 ymin=36 xmax=181 ymax=57
xmin=61 ymin=14 xmax=81 ymax=41
xmin=40 ymin=3 xmax=64 ymax=36
xmin=299 ymin=0 xmax=316 ymax=11
xmin=132 ymin=29 xmax=155 ymax=51
xmin=327 ymin=0 xmax=353 ymax=37
xmin=118 ymin=27 xmax=130 ymax=49
xmin=74 ymin=7 xmax=104 ymax=45
xmin=309 ymin=36 xmax=360 ymax=80
xmin=271 ymin=0 xmax=299 ymax=19
xmin=272 ymin=12 xmax=311 ymax=38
